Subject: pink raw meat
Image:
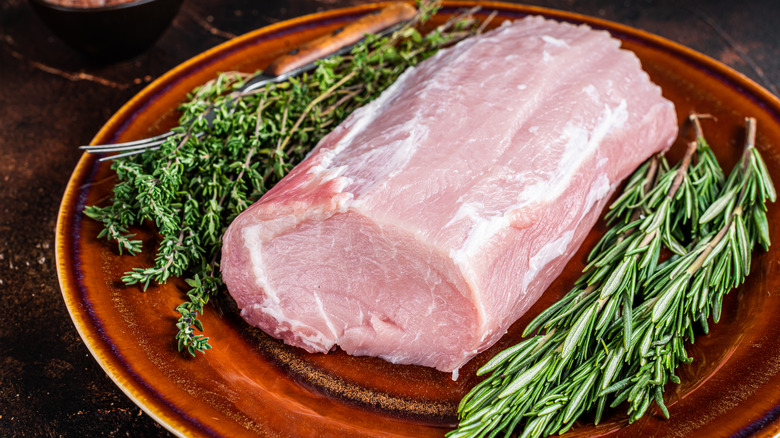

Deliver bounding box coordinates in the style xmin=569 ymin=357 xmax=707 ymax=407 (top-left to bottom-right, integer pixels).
xmin=221 ymin=16 xmax=678 ymax=374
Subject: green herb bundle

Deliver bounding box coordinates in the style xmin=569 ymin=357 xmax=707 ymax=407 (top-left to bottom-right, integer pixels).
xmin=84 ymin=3 xmax=483 ymax=356
xmin=448 ymin=115 xmax=775 ymax=438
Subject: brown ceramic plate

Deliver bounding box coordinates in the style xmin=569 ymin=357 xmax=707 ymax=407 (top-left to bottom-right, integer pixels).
xmin=55 ymin=2 xmax=780 ymax=437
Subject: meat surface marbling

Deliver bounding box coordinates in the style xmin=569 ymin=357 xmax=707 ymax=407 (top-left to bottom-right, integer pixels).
xmin=221 ymin=16 xmax=678 ymax=374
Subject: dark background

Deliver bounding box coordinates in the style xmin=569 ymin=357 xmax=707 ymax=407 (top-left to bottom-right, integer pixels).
xmin=1 ymin=0 xmax=778 ymax=436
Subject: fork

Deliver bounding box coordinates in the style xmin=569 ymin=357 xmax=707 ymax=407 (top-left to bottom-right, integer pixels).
xmin=81 ymin=2 xmax=416 ymax=161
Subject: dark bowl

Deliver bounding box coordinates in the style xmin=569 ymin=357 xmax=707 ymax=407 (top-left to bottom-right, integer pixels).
xmin=29 ymin=0 xmax=183 ymax=61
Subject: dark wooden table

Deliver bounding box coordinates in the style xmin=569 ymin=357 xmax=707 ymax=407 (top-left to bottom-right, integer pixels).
xmin=1 ymin=0 xmax=778 ymax=436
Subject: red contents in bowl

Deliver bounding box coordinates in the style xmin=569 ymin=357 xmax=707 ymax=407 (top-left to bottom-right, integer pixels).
xmin=44 ymin=0 xmax=137 ymax=8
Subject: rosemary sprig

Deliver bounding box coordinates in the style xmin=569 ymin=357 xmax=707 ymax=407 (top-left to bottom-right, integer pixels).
xmin=84 ymin=2 xmax=484 ymax=356
xmin=449 ymin=116 xmax=774 ymax=438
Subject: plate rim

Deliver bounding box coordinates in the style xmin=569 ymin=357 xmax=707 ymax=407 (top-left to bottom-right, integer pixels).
xmin=54 ymin=2 xmax=780 ymax=437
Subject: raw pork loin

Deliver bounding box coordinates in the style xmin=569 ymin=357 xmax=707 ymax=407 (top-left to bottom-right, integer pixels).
xmin=221 ymin=16 xmax=678 ymax=373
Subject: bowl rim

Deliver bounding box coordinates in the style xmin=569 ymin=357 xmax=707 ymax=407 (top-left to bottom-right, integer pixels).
xmin=29 ymin=0 xmax=171 ymax=13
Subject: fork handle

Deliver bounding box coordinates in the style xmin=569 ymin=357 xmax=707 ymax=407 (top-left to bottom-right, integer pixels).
xmin=263 ymin=2 xmax=417 ymax=77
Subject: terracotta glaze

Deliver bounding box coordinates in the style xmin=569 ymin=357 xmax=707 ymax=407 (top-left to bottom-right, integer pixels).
xmin=55 ymin=2 xmax=780 ymax=437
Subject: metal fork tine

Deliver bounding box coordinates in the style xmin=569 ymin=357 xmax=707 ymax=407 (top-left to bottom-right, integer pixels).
xmin=80 ymin=131 xmax=175 ymax=151
xmin=97 ymin=145 xmax=162 ymax=162
xmin=83 ymin=137 xmax=169 ymax=153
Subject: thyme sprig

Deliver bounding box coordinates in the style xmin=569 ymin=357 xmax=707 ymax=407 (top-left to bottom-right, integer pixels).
xmin=84 ymin=2 xmax=484 ymax=356
xmin=448 ymin=116 xmax=774 ymax=438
